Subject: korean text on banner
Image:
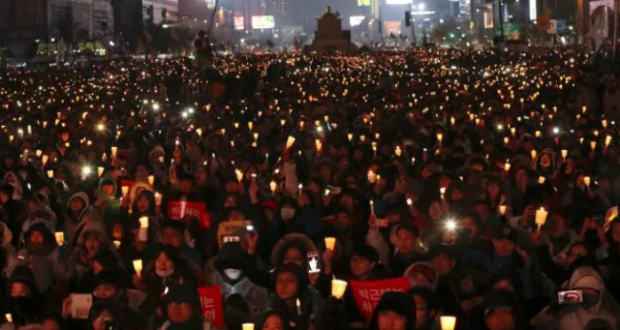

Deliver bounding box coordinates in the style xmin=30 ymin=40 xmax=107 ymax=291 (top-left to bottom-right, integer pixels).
xmin=166 ymin=200 xmax=211 ymax=229
xmin=198 ymin=286 xmax=225 ymax=329
xmin=350 ymin=277 xmax=411 ymax=321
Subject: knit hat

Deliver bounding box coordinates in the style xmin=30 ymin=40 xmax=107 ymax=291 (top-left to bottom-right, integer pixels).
xmin=492 ymin=226 xmax=518 ymax=243
xmin=404 ymin=262 xmax=438 ymax=289
xmin=8 ymin=265 xmax=39 ymax=295
xmin=216 ymin=242 xmax=245 ymax=270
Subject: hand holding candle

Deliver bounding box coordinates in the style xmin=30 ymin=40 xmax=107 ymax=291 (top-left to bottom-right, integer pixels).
xmin=325 ymin=237 xmax=336 ymax=251
xmin=138 ymin=217 xmax=149 ymax=241
xmin=331 ymin=279 xmax=348 ymax=299
xmin=535 ymin=207 xmax=548 ymax=230
xmin=133 ymin=259 xmax=143 ymax=275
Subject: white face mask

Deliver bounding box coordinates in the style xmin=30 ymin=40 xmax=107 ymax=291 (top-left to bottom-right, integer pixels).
xmin=281 ymin=208 xmax=296 ymax=221
xmin=156 ymin=269 xmax=174 ymax=278
xmin=224 ymin=269 xmax=242 ymax=281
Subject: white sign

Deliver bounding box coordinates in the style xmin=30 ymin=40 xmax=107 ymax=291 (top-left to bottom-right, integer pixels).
xmin=350 ymin=16 xmax=365 ymax=27
xmin=252 ymin=16 xmax=275 ymax=29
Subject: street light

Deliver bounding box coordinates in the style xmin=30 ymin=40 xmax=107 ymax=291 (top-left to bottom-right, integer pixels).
xmin=109 ymin=41 xmax=115 ymax=47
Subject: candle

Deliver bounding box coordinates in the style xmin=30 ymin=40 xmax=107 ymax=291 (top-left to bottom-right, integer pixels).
xmin=584 ymin=176 xmax=591 ymax=187
xmin=121 ymin=186 xmax=129 ymax=197
xmin=196 ymin=128 xmax=202 ymax=137
xmin=155 ymin=192 xmax=162 ymax=207
xmin=367 ymin=170 xmax=376 ymax=184
xmin=111 ymin=146 xmax=118 ymax=158
xmin=270 ymin=181 xmax=277 ymax=194
xmin=298 ymin=184 xmax=303 ymax=196
xmin=437 ymin=132 xmax=443 ymax=143
xmin=535 ymin=207 xmax=548 ymax=229
xmin=113 ymin=240 xmax=121 ymax=249
xmin=133 ymin=260 xmax=143 ymax=274
xmin=605 ymin=135 xmax=612 ymax=147
xmin=499 ymin=205 xmax=507 ymax=216
xmin=47 ymin=170 xmax=54 ymax=179
xmin=561 ymin=149 xmax=567 ymax=159
xmin=5 ymin=314 xmax=12 ymax=324
xmin=535 ymin=130 xmax=541 ymax=138
xmin=42 ymin=154 xmax=49 ymax=166
xmin=97 ymin=167 xmax=104 ymax=178
xmin=296 ymin=298 xmax=302 ymax=315
xmin=36 ymin=149 xmax=42 ymax=158
xmin=139 ymin=217 xmax=149 ymax=242
xmin=538 ymin=176 xmax=546 ymax=184
xmin=590 ymin=141 xmax=597 ymax=150
xmin=602 ymin=119 xmax=608 ymax=128
xmin=242 ymin=324 xmax=255 ymax=330
xmin=504 ymin=161 xmax=511 ymax=172
xmin=531 ymin=150 xmax=537 ymax=160
xmin=286 ymin=136 xmax=296 ymax=149
xmin=370 ymin=200 xmax=375 ymax=215
xmin=331 ymin=279 xmax=348 ymax=299
xmin=55 ymin=232 xmax=64 ymax=245
xmin=325 ymin=237 xmax=336 ymax=251
xmin=440 ymin=316 xmax=457 ymax=330
xmin=440 ymin=187 xmax=446 ymax=199
xmin=395 ymin=146 xmax=402 ymax=157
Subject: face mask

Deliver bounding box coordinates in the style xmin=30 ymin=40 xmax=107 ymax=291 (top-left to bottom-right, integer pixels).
xmin=281 ymin=208 xmax=296 ymax=221
xmin=224 ymin=269 xmax=242 ymax=281
xmin=582 ymin=292 xmax=600 ymax=310
xmin=156 ymin=269 xmax=174 ymax=278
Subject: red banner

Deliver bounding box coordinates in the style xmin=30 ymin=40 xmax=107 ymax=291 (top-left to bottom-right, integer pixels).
xmin=350 ymin=277 xmax=411 ymax=321
xmin=198 ymin=286 xmax=224 ymax=329
xmin=166 ymin=200 xmax=211 ymax=229
xmin=120 ymin=180 xmax=136 ymax=188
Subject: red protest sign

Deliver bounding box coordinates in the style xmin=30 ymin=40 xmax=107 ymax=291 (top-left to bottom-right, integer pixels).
xmin=350 ymin=277 xmax=411 ymax=321
xmin=198 ymin=286 xmax=225 ymax=329
xmin=120 ymin=180 xmax=136 ymax=188
xmin=166 ymin=200 xmax=211 ymax=229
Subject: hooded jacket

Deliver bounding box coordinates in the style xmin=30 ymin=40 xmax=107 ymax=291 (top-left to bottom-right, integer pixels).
xmin=17 ymin=221 xmax=67 ymax=291
xmin=3 ymin=172 xmax=23 ymax=201
xmin=64 ymin=192 xmax=90 ymax=245
xmin=557 ymin=267 xmax=620 ymax=330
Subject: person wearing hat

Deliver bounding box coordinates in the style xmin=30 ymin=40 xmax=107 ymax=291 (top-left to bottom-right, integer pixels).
xmin=483 ymin=226 xmax=535 ymax=299
xmin=428 ymin=245 xmax=490 ymax=324
xmin=17 ymin=221 xmax=65 ymax=293
xmin=205 ymin=242 xmax=268 ymax=316
xmin=1 ymin=265 xmax=47 ymax=327
xmin=158 ymin=284 xmax=208 ymax=330
xmin=404 ymin=262 xmax=438 ymax=291
xmin=368 ymin=291 xmax=416 ymax=330
xmin=481 ymin=290 xmax=523 ymax=330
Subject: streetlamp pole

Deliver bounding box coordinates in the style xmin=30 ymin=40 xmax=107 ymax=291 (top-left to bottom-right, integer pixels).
xmin=208 ymin=0 xmax=221 ymax=36
xmin=497 ymin=0 xmax=504 ymax=43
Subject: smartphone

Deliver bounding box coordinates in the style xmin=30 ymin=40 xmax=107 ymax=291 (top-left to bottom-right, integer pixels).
xmin=558 ymin=290 xmax=583 ymax=305
xmin=307 ymin=252 xmax=320 ymax=273
xmin=246 ymin=225 xmax=255 ymax=233
xmin=376 ymin=218 xmax=389 ymax=228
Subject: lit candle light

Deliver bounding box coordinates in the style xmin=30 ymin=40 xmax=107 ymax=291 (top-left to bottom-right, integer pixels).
xmin=535 ymin=207 xmax=548 ymax=230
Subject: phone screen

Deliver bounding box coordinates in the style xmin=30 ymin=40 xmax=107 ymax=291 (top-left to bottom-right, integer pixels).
xmin=307 ymin=252 xmax=320 ymax=273
xmin=558 ymin=290 xmax=583 ymax=305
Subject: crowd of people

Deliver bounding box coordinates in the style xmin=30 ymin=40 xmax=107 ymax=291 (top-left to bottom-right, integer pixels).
xmin=0 ymin=48 xmax=619 ymax=330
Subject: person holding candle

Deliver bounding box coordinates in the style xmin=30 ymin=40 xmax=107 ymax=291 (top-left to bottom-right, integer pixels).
xmin=18 ymin=222 xmax=67 ymax=293
xmin=267 ymin=264 xmax=324 ymax=330
xmin=93 ymin=177 xmax=121 ymax=232
xmin=157 ymin=284 xmax=209 ymax=330
xmin=1 ymin=265 xmax=47 ymax=327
